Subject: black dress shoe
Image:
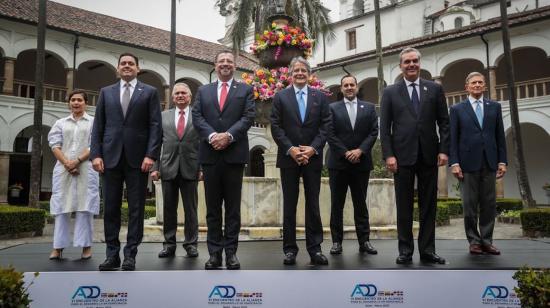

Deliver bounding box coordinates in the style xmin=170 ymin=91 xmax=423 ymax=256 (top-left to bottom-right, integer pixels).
xmin=184 ymin=245 xmax=199 ymax=258
xmin=283 ymin=252 xmax=296 ymax=265
xmin=395 ymin=254 xmax=413 ymax=265
xmin=330 ymin=243 xmax=343 ymax=255
xmin=121 ymin=257 xmax=136 ymax=271
xmin=420 ymin=253 xmax=446 ymax=264
xmin=99 ymin=256 xmax=121 ymax=271
xmin=225 ymin=253 xmax=240 ymax=270
xmin=205 ymin=252 xmax=222 ymax=270
xmin=359 ymin=241 xmax=378 ymax=254
xmin=158 ymin=248 xmax=176 ymax=258
xmin=310 ymin=252 xmax=329 ymax=265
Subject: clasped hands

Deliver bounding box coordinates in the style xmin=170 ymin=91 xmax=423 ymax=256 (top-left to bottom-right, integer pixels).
xmin=345 ymin=149 xmax=363 ymax=164
xmin=211 ymin=132 xmax=231 ymax=151
xmin=289 ymin=145 xmax=316 ymax=166
xmin=63 ymin=159 xmax=80 ymax=175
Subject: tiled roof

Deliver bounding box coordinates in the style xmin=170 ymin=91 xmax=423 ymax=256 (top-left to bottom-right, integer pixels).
xmin=0 ymin=0 xmax=258 ymax=71
xmin=316 ymin=5 xmax=550 ymax=71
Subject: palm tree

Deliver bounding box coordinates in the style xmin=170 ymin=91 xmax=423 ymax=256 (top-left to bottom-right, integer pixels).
xmin=29 ymin=0 xmax=47 ymax=208
xmin=216 ymin=0 xmax=334 ymax=53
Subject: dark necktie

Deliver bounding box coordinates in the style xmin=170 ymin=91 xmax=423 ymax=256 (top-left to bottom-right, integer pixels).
xmin=410 ymin=83 xmax=419 ymax=114
xmin=177 ymin=110 xmax=185 ymax=139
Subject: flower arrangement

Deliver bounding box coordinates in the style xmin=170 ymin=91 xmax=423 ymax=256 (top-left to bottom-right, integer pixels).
xmin=250 ymin=23 xmax=314 ymax=59
xmin=242 ymin=67 xmax=331 ymax=101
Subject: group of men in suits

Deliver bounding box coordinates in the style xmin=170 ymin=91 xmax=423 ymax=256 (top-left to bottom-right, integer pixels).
xmin=89 ymin=47 xmax=506 ymax=271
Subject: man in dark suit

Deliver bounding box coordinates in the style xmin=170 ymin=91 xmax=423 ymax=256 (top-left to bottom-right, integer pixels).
xmin=380 ymin=47 xmax=450 ymax=265
xmin=449 ymin=72 xmax=507 ymax=255
xmin=151 ymin=82 xmax=200 ymax=259
xmin=91 ymin=53 xmax=162 ymax=271
xmin=327 ymin=75 xmax=379 ymax=255
xmin=271 ymin=57 xmax=331 ymax=266
xmin=192 ymin=50 xmax=255 ymax=270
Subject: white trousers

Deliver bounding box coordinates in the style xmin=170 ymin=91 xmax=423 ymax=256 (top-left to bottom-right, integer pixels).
xmin=53 ymin=212 xmax=94 ymax=249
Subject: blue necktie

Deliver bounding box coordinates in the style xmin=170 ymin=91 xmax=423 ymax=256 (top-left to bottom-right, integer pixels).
xmin=297 ymin=90 xmax=306 ymax=122
xmin=410 ymin=83 xmax=419 ymax=114
xmin=475 ymin=100 xmax=483 ymax=127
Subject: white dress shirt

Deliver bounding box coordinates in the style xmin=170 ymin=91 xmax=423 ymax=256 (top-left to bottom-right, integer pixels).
xmin=120 ymin=78 xmax=137 ymax=102
xmin=404 ymin=77 xmax=420 ymax=101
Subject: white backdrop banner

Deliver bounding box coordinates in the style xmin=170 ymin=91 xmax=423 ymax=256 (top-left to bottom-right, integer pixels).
xmin=24 ymin=270 xmax=521 ymax=308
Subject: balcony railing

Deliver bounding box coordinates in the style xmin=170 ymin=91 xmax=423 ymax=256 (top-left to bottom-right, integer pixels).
xmin=446 ymin=77 xmax=550 ymax=105
xmin=73 ymin=88 xmax=99 ymax=106
xmin=14 ymin=79 xmax=67 ymax=102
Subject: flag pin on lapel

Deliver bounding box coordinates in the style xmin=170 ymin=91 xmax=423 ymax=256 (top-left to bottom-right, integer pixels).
xmin=423 ymin=86 xmax=427 ymax=91
xmin=360 ymin=105 xmax=364 ymax=108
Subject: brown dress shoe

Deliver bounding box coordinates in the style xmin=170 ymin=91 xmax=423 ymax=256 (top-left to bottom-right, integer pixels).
xmin=482 ymin=244 xmax=501 ymax=255
xmin=469 ymin=244 xmax=483 ymax=255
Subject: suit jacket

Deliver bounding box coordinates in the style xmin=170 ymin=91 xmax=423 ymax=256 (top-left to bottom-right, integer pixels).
xmin=191 ymin=81 xmax=255 ymax=165
xmin=270 ymin=86 xmax=331 ymax=169
xmin=380 ymin=78 xmax=450 ymax=166
xmin=90 ymin=80 xmax=162 ymax=169
xmin=153 ymin=108 xmax=200 ymax=180
xmin=327 ymin=99 xmax=378 ymax=171
xmin=449 ymin=98 xmax=507 ymax=172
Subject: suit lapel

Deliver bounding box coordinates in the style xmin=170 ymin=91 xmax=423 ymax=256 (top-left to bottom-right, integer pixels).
xmin=209 ymin=83 xmax=221 ymax=114
xmin=182 ymin=108 xmax=193 ymax=139
xmin=398 ymin=80 xmax=417 ymax=117
xmin=286 ymin=88 xmax=302 ymax=124
xmin=221 ymin=81 xmax=238 ymax=114
xmin=304 ymin=86 xmax=315 ymax=123
xmin=125 ymin=81 xmax=145 ymax=120
xmin=418 ymin=79 xmax=429 ymax=117
xmin=355 ymin=100 xmax=367 ymax=129
xmin=110 ymin=83 xmax=124 ymax=118
xmin=337 ymin=101 xmax=353 ymax=131
xmin=482 ymin=98 xmax=491 ymax=130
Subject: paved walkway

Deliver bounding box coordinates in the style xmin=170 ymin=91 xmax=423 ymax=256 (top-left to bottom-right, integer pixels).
xmin=0 ymin=217 xmax=525 ymax=250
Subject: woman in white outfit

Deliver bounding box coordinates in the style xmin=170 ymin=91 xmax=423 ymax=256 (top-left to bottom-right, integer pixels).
xmin=48 ymin=90 xmax=99 ymax=260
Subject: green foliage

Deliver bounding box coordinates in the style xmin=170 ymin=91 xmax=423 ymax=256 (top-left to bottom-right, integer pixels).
xmin=496 ymin=198 xmax=523 ymax=213
xmin=0 ymin=205 xmax=46 ymax=236
xmin=144 ymin=198 xmax=156 ymax=207
xmin=413 ymin=202 xmax=450 ymax=226
xmin=500 ymin=210 xmax=521 ymax=218
xmin=444 ymin=200 xmax=463 ymax=218
xmin=371 ymin=141 xmax=392 ymax=179
xmin=520 ymin=208 xmax=550 ymax=237
xmin=513 ymin=267 xmax=550 ymax=308
xmin=0 ymin=266 xmax=38 ymax=308
xmin=120 ymin=203 xmax=156 ymax=225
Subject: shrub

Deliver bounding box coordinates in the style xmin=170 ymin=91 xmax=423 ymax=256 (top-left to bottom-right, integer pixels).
xmin=0 ymin=205 xmax=46 ymax=236
xmin=444 ymin=200 xmax=463 ymax=218
xmin=496 ymin=198 xmax=523 ymax=213
xmin=120 ymin=203 xmax=156 ymax=224
xmin=513 ymin=267 xmax=550 ymax=308
xmin=0 ymin=266 xmax=37 ymax=308
xmin=520 ymin=208 xmax=550 ymax=237
xmin=413 ymin=202 xmax=450 ymax=226
xmin=144 ymin=198 xmax=156 ymax=207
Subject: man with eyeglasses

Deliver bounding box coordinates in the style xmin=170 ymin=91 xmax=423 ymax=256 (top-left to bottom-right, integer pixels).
xmin=380 ymin=47 xmax=450 ymax=265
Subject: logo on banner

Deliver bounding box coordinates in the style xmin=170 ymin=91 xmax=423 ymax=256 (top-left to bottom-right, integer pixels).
xmin=350 ymin=283 xmax=404 ymax=306
xmin=208 ymin=285 xmax=263 ymax=305
xmin=481 ymin=285 xmax=520 ymax=306
xmin=71 ymin=286 xmax=128 ymax=306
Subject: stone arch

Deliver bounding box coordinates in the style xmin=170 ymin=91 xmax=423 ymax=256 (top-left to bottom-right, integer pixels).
xmin=326 ymin=84 xmax=341 ymax=102
xmin=75 ymin=60 xmax=118 ymax=105
xmin=75 ymin=50 xmax=119 ymax=69
xmin=175 ymin=77 xmax=203 ymax=101
xmin=491 ymin=38 xmax=550 ymax=68
xmin=0 ymin=114 xmax=8 ymax=152
xmin=13 ymin=40 xmax=70 ymax=68
xmin=247 ymin=145 xmax=266 ymax=177
xmin=8 ymin=111 xmax=60 ymax=150
xmin=357 ymin=78 xmax=387 ymax=105
xmin=393 ymin=69 xmax=433 ymax=84
xmin=440 ymin=58 xmax=486 ymax=104
xmin=138 ymin=69 xmax=166 ymax=103
xmin=14 ymin=49 xmax=67 ymax=101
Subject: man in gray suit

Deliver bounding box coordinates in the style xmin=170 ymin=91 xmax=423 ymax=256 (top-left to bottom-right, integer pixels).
xmin=151 ymin=83 xmax=200 ymax=258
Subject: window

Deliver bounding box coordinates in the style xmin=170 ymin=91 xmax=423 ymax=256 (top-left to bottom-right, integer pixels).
xmin=454 ymin=17 xmax=463 ymax=28
xmin=347 ymin=29 xmax=357 ymax=50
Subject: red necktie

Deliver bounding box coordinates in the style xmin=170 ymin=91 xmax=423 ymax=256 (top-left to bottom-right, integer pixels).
xmin=177 ymin=110 xmax=185 ymax=139
xmin=219 ymin=82 xmax=228 ymax=111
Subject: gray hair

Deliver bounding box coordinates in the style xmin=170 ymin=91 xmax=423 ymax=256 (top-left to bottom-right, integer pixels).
xmin=399 ymin=47 xmax=421 ymax=63
xmin=289 ymin=56 xmax=311 ymax=74
xmin=465 ymin=72 xmax=485 ymax=84
xmin=172 ymin=82 xmax=192 ymax=98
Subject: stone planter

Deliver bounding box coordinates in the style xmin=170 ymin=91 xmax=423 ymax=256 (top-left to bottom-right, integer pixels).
xmin=255 ymin=99 xmax=272 ymax=125
xmin=258 ymin=46 xmax=304 ymax=69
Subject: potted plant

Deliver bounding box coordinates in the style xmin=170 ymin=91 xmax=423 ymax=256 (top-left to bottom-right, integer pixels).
xmin=8 ymin=182 xmax=23 ymax=198
xmin=0 ymin=266 xmax=38 ymax=307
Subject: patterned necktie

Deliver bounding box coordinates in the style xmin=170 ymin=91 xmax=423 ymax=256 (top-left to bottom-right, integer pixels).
xmin=347 ymin=101 xmax=356 ymax=129
xmin=121 ymin=82 xmax=131 ymax=116
xmin=475 ymin=100 xmax=483 ymax=127
xmin=219 ymin=82 xmax=228 ymax=111
xmin=177 ymin=110 xmax=185 ymax=139
xmin=410 ymin=83 xmax=419 ymax=114
xmin=297 ymin=90 xmax=306 ymax=122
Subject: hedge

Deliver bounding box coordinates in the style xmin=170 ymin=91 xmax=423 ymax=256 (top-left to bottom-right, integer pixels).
xmin=520 ymin=208 xmax=550 ymax=237
xmin=121 ymin=203 xmax=156 ymax=224
xmin=444 ymin=200 xmax=463 ymax=218
xmin=496 ymin=198 xmax=523 ymax=213
xmin=0 ymin=205 xmax=46 ymax=236
xmin=413 ymin=202 xmax=450 ymax=226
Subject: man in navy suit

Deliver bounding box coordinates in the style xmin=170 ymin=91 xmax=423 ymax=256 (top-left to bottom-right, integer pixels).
xmin=91 ymin=53 xmax=162 ymax=271
xmin=327 ymin=75 xmax=379 ymax=255
xmin=271 ymin=57 xmax=331 ymax=266
xmin=449 ymin=72 xmax=507 ymax=255
xmin=192 ymin=50 xmax=255 ymax=270
xmin=380 ymin=47 xmax=450 ymax=265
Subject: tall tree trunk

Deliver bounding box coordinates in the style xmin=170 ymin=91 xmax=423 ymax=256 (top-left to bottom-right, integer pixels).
xmin=29 ymin=0 xmax=47 ymax=208
xmin=499 ymin=0 xmax=536 ymax=208
xmin=373 ymin=0 xmax=384 ymax=104
xmin=169 ymin=0 xmax=176 ymax=109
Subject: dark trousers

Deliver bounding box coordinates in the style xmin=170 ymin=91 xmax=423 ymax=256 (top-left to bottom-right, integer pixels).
xmin=202 ymin=161 xmax=244 ymax=255
xmin=102 ymin=153 xmax=148 ymax=259
xmin=394 ymin=160 xmax=438 ymax=257
xmin=329 ymin=168 xmax=371 ymax=245
xmin=280 ymin=166 xmax=323 ymax=256
xmin=460 ymin=160 xmax=497 ymax=246
xmin=161 ymin=174 xmax=198 ymax=250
